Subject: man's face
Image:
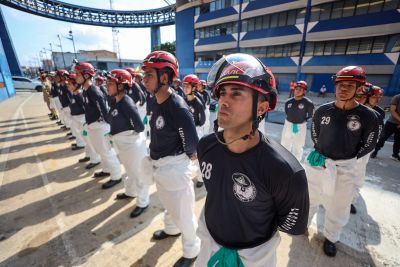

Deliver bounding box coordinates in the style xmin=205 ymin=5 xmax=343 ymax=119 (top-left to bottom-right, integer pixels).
xmin=106 ymin=80 xmax=117 ymax=96
xmin=368 ymin=95 xmax=381 ymax=106
xmin=335 ymin=81 xmax=358 ymax=101
xmin=95 ymin=79 xmax=102 ymax=87
xmin=142 ymin=67 xmax=158 ymax=94
xmin=294 ymin=86 xmax=305 ymax=98
xmin=173 ymin=81 xmax=179 ymax=88
xmin=217 ymin=84 xmax=254 ymax=130
xmin=66 ymin=81 xmax=76 ymax=92
xmin=355 ymin=94 xmax=367 ymax=104
xmin=183 ymin=83 xmax=193 ymax=95
xmin=55 ymin=75 xmax=61 ymax=83
xmin=76 ymin=72 xmax=85 ymax=85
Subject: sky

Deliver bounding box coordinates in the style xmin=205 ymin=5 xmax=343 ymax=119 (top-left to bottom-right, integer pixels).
xmin=1 ymin=0 xmax=176 ymax=67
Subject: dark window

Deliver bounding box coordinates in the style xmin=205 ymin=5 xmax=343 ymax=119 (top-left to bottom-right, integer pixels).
xmin=342 ymin=0 xmax=356 ymax=17
xmin=334 ymin=40 xmax=348 ymax=55
xmin=263 ymin=15 xmax=270 ymax=29
xmin=296 ymin=8 xmax=306 ymax=24
xmin=319 ymin=3 xmax=332 ymax=20
xmin=270 ymin=13 xmax=279 ymax=28
xmin=278 ymin=12 xmax=287 ymax=27
xmin=383 ymin=0 xmax=398 ymax=10
xmin=248 ymin=18 xmax=255 ymax=31
xmin=358 ymin=38 xmax=373 ymax=54
xmin=346 ymin=39 xmax=360 ymax=54
xmin=283 ymin=44 xmax=292 ymax=57
xmin=304 ymin=42 xmax=315 ymax=56
xmin=372 ymin=36 xmax=388 ymax=53
xmin=267 ymin=46 xmax=275 ymax=57
xmin=324 ymin=41 xmax=335 ymax=55
xmin=291 ymin=43 xmax=301 ymax=56
xmin=275 ymin=45 xmax=283 ymax=57
xmin=314 ymin=42 xmax=325 ymax=56
xmin=355 ymin=0 xmax=370 ymax=15
xmin=368 ymin=0 xmax=384 ymax=12
xmin=195 ymin=29 xmax=200 ymax=39
xmin=331 ymin=1 xmax=344 ymax=19
xmin=241 ymin=20 xmax=248 ymax=32
xmin=386 ymin=34 xmax=400 ymax=52
xmin=310 ymin=6 xmax=321 ymax=21
xmin=287 ymin=10 xmax=297 ymax=25
xmin=255 ymin=16 xmax=263 ymax=30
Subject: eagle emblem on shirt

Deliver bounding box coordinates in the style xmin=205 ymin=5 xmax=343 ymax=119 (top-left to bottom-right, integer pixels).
xmin=347 ymin=115 xmax=361 ymax=131
xmin=232 ymin=172 xmax=257 ymax=202
xmin=298 ymin=103 xmax=304 ymax=109
xmin=111 ymin=109 xmax=118 ymax=117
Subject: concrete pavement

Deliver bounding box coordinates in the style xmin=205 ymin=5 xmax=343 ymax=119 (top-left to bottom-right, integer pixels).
xmin=0 ymin=91 xmax=399 ymax=267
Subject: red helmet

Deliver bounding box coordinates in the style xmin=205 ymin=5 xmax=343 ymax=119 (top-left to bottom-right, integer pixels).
xmin=295 ymin=81 xmax=308 ymax=90
xmin=74 ymin=62 xmax=96 ymax=77
xmin=368 ymin=85 xmax=384 ymax=97
xmin=95 ymin=76 xmax=105 ymax=82
xmin=332 ymin=66 xmax=366 ymax=85
xmin=107 ymin=69 xmax=132 ymax=87
xmin=125 ymin=68 xmax=137 ymax=76
xmin=207 ymin=53 xmax=277 ymax=111
xmin=142 ymin=50 xmax=179 ymax=79
xmin=357 ymin=82 xmax=372 ymax=96
xmin=56 ymin=69 xmax=69 ymax=77
xmin=200 ymin=80 xmax=207 ymax=86
xmin=183 ymin=74 xmax=200 ymax=86
xmin=66 ymin=73 xmax=77 ymax=83
xmin=173 ymin=78 xmax=181 ymax=84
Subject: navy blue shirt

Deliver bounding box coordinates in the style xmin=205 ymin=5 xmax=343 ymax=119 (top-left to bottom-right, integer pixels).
xmin=109 ymin=95 xmax=144 ymax=135
xmin=186 ymin=97 xmax=206 ymax=127
xmin=150 ymin=92 xmax=198 ymax=160
xmin=51 ymin=82 xmax=59 ymax=97
xmin=311 ymin=102 xmax=379 ymax=159
xmin=127 ymin=82 xmax=146 ymax=106
xmin=58 ymin=84 xmax=71 ymax=108
xmin=197 ymin=132 xmax=309 ymax=249
xmin=146 ymin=93 xmax=155 ymax=115
xmin=285 ymin=97 xmax=314 ymax=123
xmin=200 ymin=90 xmax=211 ymax=106
xmin=174 ymin=86 xmax=185 ymax=98
xmin=70 ymin=91 xmax=85 ymax=116
xmin=195 ymin=91 xmax=206 ymax=109
xmin=98 ymin=85 xmax=115 ymax=106
xmin=83 ymin=85 xmax=110 ymax=125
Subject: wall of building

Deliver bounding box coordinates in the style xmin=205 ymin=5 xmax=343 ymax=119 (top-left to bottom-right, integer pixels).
xmin=0 ymin=37 xmax=15 ymax=102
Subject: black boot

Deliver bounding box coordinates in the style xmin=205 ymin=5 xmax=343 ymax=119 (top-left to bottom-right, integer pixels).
xmin=173 ymin=257 xmax=197 ymax=267
xmin=350 ymin=204 xmax=357 ymax=214
xmin=102 ymin=179 xmax=122 ymax=189
xmin=323 ymin=238 xmax=337 ymax=257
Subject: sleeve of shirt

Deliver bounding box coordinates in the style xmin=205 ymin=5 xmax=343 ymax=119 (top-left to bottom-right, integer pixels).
xmin=90 ymin=87 xmax=110 ymax=123
xmin=173 ymin=105 xmax=199 ymax=157
xmin=311 ymin=108 xmax=321 ymax=146
xmin=357 ymin=112 xmax=379 ymax=159
xmin=274 ymin=170 xmax=310 ymax=235
xmin=306 ymin=101 xmax=315 ymax=120
xmin=390 ymin=95 xmax=400 ymax=106
xmin=284 ymin=101 xmax=288 ymax=115
xmin=197 ymin=100 xmax=206 ymax=126
xmin=121 ymin=100 xmax=145 ymax=133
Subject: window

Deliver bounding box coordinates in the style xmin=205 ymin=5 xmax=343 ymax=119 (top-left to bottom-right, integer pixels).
xmin=195 ymin=7 xmax=200 ymax=16
xmin=368 ymin=0 xmax=384 ymax=12
xmin=278 ymin=12 xmax=287 ymax=27
xmin=383 ymin=0 xmax=398 ymax=10
xmin=287 ymin=10 xmax=297 ymax=25
xmin=346 ymin=39 xmax=360 ymax=54
xmin=262 ymin=15 xmax=270 ymax=29
xmin=358 ymin=38 xmax=373 ymax=53
xmin=355 ymin=0 xmax=370 ymax=15
xmin=342 ymin=0 xmax=356 ymax=17
xmin=210 ymin=1 xmax=216 ymax=11
xmin=314 ymin=43 xmax=325 ymax=55
xmin=304 ymin=42 xmax=315 ymax=56
xmin=372 ymin=36 xmax=388 ymax=53
xmin=255 ymin=16 xmax=263 ymax=30
xmin=283 ymin=44 xmax=292 ymax=56
xmin=241 ymin=20 xmax=248 ymax=32
xmin=386 ymin=34 xmax=400 ymax=52
xmin=331 ymin=1 xmax=344 ymax=19
xmin=267 ymin=46 xmax=275 ymax=57
xmin=275 ymin=46 xmax=283 ymax=57
xmin=270 ymin=13 xmax=279 ymax=28
xmin=291 ymin=43 xmax=301 ymax=56
xmin=319 ymin=3 xmax=332 ymax=20
xmin=248 ymin=18 xmax=255 ymax=31
xmin=310 ymin=6 xmax=321 ymax=21
xmin=296 ymin=8 xmax=306 ymax=24
xmin=334 ymin=40 xmax=348 ymax=54
xmin=195 ymin=29 xmax=200 ymax=39
xmin=324 ymin=41 xmax=335 ymax=55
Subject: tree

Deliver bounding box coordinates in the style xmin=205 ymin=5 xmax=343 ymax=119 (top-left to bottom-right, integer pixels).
xmin=154 ymin=41 xmax=176 ymax=55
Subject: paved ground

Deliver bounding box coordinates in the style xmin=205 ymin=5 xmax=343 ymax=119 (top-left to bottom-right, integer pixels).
xmin=0 ymin=91 xmax=399 ymax=267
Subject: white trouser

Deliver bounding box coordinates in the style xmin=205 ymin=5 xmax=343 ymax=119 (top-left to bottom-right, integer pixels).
xmin=305 ymin=157 xmax=357 ymax=243
xmin=352 ymin=152 xmax=371 ymax=204
xmin=146 ymin=153 xmax=200 ymax=258
xmin=82 ymin=122 xmax=101 ymax=164
xmin=112 ymin=131 xmax=149 ymax=207
xmin=203 ymin=108 xmax=211 ymax=135
xmin=61 ymin=106 xmax=72 ymax=128
xmin=195 ymin=210 xmax=280 ymax=267
xmin=51 ymin=97 xmax=63 ymax=123
xmin=281 ymin=120 xmax=307 ymax=161
xmin=88 ymin=121 xmax=121 ymax=180
xmin=70 ymin=114 xmax=86 ymax=147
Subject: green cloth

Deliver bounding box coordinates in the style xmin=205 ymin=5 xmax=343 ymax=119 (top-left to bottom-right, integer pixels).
xmin=143 ymin=115 xmax=148 ymax=125
xmin=104 ymin=133 xmax=112 ymax=145
xmin=82 ymin=130 xmax=87 ymax=137
xmin=208 ymin=247 xmax=245 ymax=267
xmin=292 ymin=123 xmax=299 ymax=134
xmin=307 ymin=150 xmax=326 ymax=167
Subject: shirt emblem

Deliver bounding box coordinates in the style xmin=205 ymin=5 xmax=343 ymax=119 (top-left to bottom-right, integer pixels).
xmin=155 ymin=115 xmax=165 ymax=130
xmin=298 ymin=103 xmax=304 ymax=109
xmin=347 ymin=115 xmax=361 ymax=131
xmin=111 ymin=109 xmax=118 ymax=117
xmin=232 ymin=172 xmax=257 ymax=202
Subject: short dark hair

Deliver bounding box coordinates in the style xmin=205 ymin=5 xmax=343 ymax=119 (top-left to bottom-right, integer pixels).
xmin=160 ymin=67 xmax=174 ymax=86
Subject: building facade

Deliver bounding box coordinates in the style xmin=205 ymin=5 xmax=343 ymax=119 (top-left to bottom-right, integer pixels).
xmin=176 ymin=0 xmax=400 ymax=95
